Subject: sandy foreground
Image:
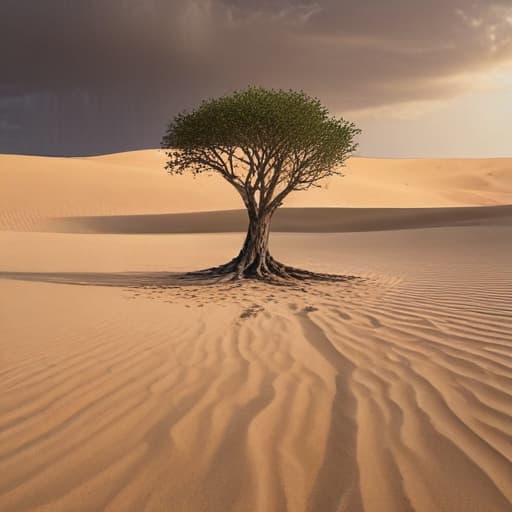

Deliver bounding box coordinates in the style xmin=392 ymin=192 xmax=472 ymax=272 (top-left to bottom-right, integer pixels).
xmin=1 ymin=151 xmax=511 ymax=512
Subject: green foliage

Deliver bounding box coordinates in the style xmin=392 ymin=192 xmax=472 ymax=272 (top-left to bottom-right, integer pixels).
xmin=162 ymin=87 xmax=361 ymax=209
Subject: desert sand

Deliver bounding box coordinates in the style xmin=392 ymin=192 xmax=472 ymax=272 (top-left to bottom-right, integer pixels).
xmin=1 ymin=151 xmax=511 ymax=512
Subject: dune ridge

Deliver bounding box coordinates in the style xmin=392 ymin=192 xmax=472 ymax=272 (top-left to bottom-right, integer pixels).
xmin=1 ymin=150 xmax=511 ymax=232
xmin=45 ymin=204 xmax=512 ymax=234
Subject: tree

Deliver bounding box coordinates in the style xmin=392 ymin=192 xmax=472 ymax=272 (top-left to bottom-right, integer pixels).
xmin=161 ymin=87 xmax=361 ymax=281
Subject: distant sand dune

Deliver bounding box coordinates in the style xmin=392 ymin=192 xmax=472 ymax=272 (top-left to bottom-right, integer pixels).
xmin=1 ymin=150 xmax=511 ymax=231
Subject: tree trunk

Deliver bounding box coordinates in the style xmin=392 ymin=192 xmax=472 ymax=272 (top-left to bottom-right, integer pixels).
xmin=183 ymin=206 xmax=351 ymax=282
xmin=234 ymin=209 xmax=274 ymax=278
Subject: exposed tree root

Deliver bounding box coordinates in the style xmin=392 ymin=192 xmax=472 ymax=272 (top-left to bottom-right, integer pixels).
xmin=179 ymin=254 xmax=356 ymax=285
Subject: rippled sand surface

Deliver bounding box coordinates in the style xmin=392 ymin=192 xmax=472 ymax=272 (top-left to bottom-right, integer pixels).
xmin=1 ymin=151 xmax=511 ymax=511
xmin=1 ymin=228 xmax=511 ymax=512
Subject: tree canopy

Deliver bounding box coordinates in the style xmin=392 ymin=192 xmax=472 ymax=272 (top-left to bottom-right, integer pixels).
xmin=162 ymin=87 xmax=360 ymax=213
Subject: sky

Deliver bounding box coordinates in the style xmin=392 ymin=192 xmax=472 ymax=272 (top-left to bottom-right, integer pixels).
xmin=1 ymin=0 xmax=511 ymax=157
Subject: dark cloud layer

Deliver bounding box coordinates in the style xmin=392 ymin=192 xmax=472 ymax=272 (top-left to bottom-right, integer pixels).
xmin=1 ymin=0 xmax=511 ymax=155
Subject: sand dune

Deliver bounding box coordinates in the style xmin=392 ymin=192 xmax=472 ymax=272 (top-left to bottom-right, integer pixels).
xmin=1 ymin=150 xmax=511 ymax=231
xmin=1 ymin=151 xmax=511 ymax=511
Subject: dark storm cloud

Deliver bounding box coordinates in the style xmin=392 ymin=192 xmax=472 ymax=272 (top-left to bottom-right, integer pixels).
xmin=1 ymin=0 xmax=511 ymax=154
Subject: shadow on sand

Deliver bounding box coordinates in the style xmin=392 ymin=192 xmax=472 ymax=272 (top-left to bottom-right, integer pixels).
xmin=0 ymin=271 xmax=210 ymax=288
xmin=47 ymin=205 xmax=512 ymax=234
xmin=0 ymin=271 xmax=358 ymax=289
